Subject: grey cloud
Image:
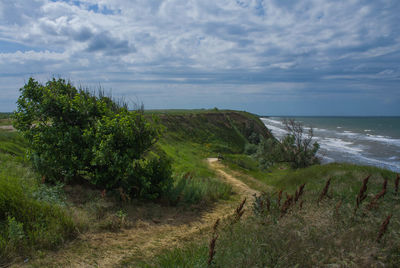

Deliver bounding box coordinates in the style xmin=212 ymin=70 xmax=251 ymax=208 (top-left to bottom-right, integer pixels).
xmin=71 ymin=26 xmax=93 ymax=41
xmin=86 ymin=32 xmax=136 ymax=55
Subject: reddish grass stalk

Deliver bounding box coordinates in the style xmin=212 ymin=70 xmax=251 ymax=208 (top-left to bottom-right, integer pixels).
xmin=208 ymin=234 xmax=218 ymax=266
xmin=367 ymin=179 xmax=388 ymax=210
xmin=233 ymin=198 xmax=246 ymax=223
xmin=382 ymin=178 xmax=388 ymax=191
xmin=266 ymin=196 xmax=271 ymax=212
xmin=280 ymin=194 xmax=293 ymax=217
xmin=295 ymin=183 xmax=306 ymax=203
xmin=318 ymin=178 xmax=331 ymax=202
xmin=395 ymin=174 xmax=399 ymax=194
xmin=377 ymin=214 xmax=392 ymax=243
xmin=184 ymin=172 xmax=193 ymax=180
xmin=118 ymin=187 xmax=130 ymax=202
xmin=277 ymin=190 xmax=283 ymax=207
xmin=355 ymin=175 xmax=370 ymax=211
xmin=212 ymin=218 xmax=220 ymax=234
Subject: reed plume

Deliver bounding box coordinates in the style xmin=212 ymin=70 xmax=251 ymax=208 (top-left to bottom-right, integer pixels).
xmin=367 ymin=179 xmax=388 ymax=210
xmin=280 ymin=194 xmax=293 ymax=217
xmin=318 ymin=178 xmax=331 ymax=202
xmin=212 ymin=218 xmax=220 ymax=234
xmin=355 ymin=175 xmax=370 ymax=212
xmin=266 ymin=195 xmax=271 ymax=212
xmin=277 ymin=190 xmax=283 ymax=207
xmin=232 ymin=198 xmax=246 ymax=223
xmin=208 ymin=234 xmax=218 ymax=266
xmin=377 ymin=214 xmax=392 ymax=243
xmin=294 ymin=183 xmax=306 ymax=203
xmin=382 ymin=178 xmax=388 ymax=191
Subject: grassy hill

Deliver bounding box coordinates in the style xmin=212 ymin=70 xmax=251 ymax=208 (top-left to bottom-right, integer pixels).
xmin=155 ymin=109 xmax=271 ymax=153
xmin=1 ymin=109 xmax=399 ymax=267
xmin=145 ymin=110 xmax=400 ymax=267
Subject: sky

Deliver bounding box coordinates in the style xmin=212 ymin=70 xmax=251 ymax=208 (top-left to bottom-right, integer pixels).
xmin=0 ymin=0 xmax=399 ymax=115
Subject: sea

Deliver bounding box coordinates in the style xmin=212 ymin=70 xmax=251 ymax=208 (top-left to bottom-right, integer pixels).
xmin=260 ymin=117 xmax=400 ymax=173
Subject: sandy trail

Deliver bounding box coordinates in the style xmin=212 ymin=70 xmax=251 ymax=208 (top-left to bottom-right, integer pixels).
xmin=0 ymin=125 xmax=14 ymax=131
xmin=17 ymin=158 xmax=259 ymax=267
xmin=207 ymin=158 xmax=259 ymax=199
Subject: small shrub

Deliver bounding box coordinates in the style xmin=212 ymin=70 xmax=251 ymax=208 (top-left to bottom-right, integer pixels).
xmin=32 ymin=182 xmax=66 ymax=206
xmin=254 ymin=118 xmax=320 ymax=169
xmin=7 ymin=216 xmax=25 ymax=246
xmin=244 ymin=143 xmax=257 ymax=155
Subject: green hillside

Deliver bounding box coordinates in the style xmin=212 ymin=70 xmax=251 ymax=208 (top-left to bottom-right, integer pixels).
xmin=1 ymin=109 xmax=400 ymax=267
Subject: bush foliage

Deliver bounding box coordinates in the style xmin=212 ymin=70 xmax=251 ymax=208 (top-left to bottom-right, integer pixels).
xmin=13 ymin=78 xmax=172 ymax=198
xmin=253 ymin=118 xmax=319 ymax=169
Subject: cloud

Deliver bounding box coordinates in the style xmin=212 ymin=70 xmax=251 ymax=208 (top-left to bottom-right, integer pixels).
xmin=0 ymin=0 xmax=399 ymax=114
xmin=86 ymin=31 xmax=136 ymax=55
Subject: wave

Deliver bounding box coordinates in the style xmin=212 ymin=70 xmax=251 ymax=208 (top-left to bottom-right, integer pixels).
xmin=335 ymin=130 xmax=400 ymax=148
xmin=354 ymin=154 xmax=400 ymax=172
xmin=260 ymin=117 xmax=400 ymax=172
xmin=261 ymin=118 xmax=284 ymax=126
xmin=365 ymin=134 xmax=400 ymax=147
xmin=318 ymin=138 xmax=364 ymax=155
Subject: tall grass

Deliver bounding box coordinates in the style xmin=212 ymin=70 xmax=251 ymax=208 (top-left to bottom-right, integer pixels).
xmin=167 ymin=173 xmax=232 ymax=205
xmin=0 ymin=131 xmax=76 ymax=265
xmin=161 ymin=141 xmax=232 ymax=205
xmin=146 ymin=166 xmax=400 ymax=267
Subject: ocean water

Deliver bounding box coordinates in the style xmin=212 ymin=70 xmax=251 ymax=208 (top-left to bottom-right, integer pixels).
xmin=260 ymin=117 xmax=400 ymax=172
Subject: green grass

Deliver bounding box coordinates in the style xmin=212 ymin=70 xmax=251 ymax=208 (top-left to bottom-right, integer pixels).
xmin=154 ymin=109 xmax=271 ymax=206
xmin=146 ymin=162 xmax=400 ymax=267
xmin=0 ymin=113 xmax=12 ymax=126
xmin=0 ymin=130 xmax=27 ymax=156
xmin=160 ymin=141 xmax=232 ymax=205
xmin=0 ymin=130 xmax=77 ymax=265
xmin=222 ymin=153 xmax=397 ymax=202
xmin=144 ymin=139 xmax=400 ymax=267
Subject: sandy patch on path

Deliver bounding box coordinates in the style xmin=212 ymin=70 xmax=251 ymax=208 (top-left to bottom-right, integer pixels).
xmin=207 ymin=158 xmax=260 ymax=201
xmin=0 ymin=125 xmax=14 ymax=131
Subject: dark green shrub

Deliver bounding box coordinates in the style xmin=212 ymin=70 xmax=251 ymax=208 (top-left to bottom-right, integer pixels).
xmin=13 ymin=78 xmax=172 ymax=198
xmin=255 ymin=119 xmax=319 ymax=169
xmin=280 ymin=119 xmax=320 ymax=168
xmin=244 ymin=143 xmax=258 ymax=155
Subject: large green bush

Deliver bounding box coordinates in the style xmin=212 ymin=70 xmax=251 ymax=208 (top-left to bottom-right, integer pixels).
xmin=13 ymin=78 xmax=172 ymax=198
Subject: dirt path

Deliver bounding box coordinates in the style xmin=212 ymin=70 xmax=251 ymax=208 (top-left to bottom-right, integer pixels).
xmin=0 ymin=125 xmax=14 ymax=131
xmin=207 ymin=158 xmax=259 ymax=199
xmin=17 ymin=158 xmax=259 ymax=267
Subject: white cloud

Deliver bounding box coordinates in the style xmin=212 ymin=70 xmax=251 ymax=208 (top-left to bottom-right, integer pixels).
xmin=0 ymin=0 xmax=399 ymax=114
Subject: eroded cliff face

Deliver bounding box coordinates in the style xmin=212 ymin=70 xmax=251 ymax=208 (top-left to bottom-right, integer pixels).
xmin=156 ymin=110 xmax=273 ymax=153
